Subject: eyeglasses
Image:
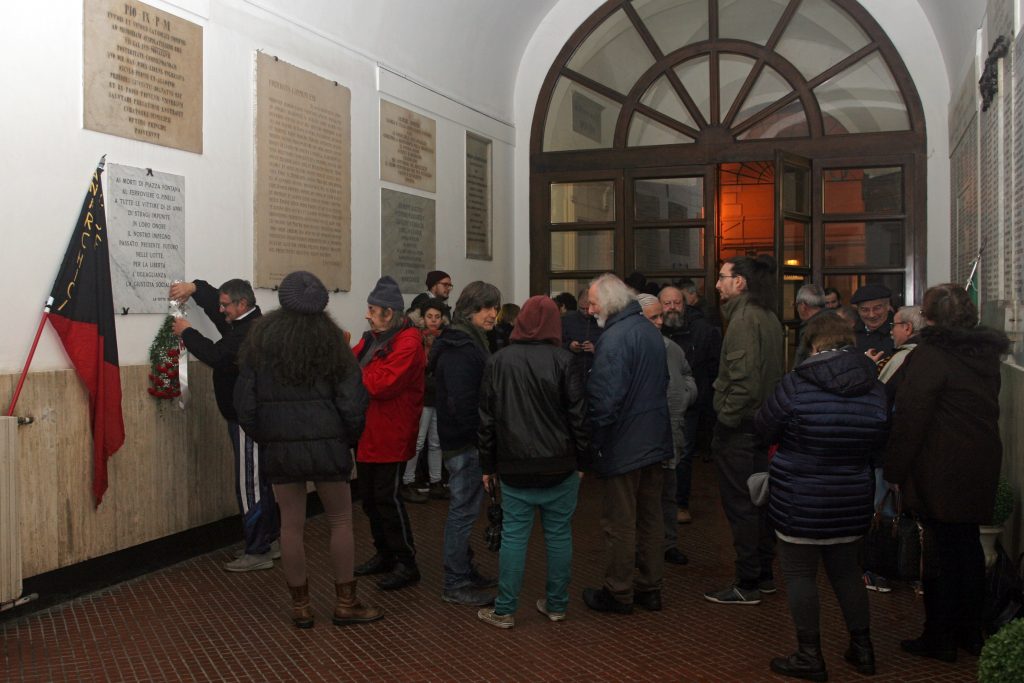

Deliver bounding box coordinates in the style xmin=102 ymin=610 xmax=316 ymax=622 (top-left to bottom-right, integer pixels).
xmin=438 ymin=281 xmax=453 ymax=289
xmin=717 ymin=273 xmax=739 ymax=281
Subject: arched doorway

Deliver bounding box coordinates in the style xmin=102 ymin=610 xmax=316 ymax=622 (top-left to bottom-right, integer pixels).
xmin=530 ymin=0 xmax=926 ymax=339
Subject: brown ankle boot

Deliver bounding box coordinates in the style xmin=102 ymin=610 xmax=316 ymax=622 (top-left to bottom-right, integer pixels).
xmin=288 ymin=583 xmax=314 ymax=629
xmin=334 ymin=580 xmax=384 ymax=625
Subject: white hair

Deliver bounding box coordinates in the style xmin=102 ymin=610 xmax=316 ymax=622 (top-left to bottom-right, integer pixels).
xmin=590 ymin=273 xmax=636 ymax=326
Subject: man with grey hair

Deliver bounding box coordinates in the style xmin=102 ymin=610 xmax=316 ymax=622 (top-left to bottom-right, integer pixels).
xmin=433 ymin=280 xmax=503 ymax=606
xmin=171 ymin=277 xmax=280 ymax=572
xmin=793 ymin=284 xmax=827 ymax=366
xmin=582 ymin=274 xmax=673 ymax=614
xmin=637 ymin=293 xmax=697 ymax=565
xmin=353 ymin=275 xmax=426 ymax=591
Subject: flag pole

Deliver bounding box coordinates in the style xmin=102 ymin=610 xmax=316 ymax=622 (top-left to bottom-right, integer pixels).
xmin=6 ymin=298 xmax=53 ymax=416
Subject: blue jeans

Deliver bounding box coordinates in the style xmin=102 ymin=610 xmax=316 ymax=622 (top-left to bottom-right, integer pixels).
xmin=443 ymin=448 xmax=485 ymax=590
xmin=494 ymin=473 xmax=580 ymax=615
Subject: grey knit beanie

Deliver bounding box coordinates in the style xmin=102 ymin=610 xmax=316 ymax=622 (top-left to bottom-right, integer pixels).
xmin=278 ymin=271 xmax=329 ymax=314
xmin=367 ymin=275 xmax=405 ymax=311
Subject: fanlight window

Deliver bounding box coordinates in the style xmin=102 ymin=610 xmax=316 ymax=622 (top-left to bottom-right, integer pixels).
xmin=542 ymin=0 xmax=912 ymax=152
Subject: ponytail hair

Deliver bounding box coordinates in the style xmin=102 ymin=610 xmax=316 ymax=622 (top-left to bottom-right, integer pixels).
xmin=725 ymin=254 xmax=777 ymax=311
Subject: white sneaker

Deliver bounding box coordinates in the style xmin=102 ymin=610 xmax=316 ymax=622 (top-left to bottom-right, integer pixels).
xmin=536 ymin=598 xmax=566 ymax=622
xmin=234 ymin=540 xmax=281 ymax=560
xmin=223 ymin=553 xmax=274 ymax=572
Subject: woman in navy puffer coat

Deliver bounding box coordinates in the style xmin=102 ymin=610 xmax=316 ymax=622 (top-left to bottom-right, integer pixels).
xmin=754 ymin=313 xmax=889 ymax=682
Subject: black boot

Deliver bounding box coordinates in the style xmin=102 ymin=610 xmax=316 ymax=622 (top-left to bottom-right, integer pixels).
xmin=770 ymin=632 xmax=828 ymax=682
xmin=844 ymin=628 xmax=875 ymax=675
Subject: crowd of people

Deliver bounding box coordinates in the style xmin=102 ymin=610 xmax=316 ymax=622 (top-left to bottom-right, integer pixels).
xmin=168 ymin=263 xmax=1009 ymax=679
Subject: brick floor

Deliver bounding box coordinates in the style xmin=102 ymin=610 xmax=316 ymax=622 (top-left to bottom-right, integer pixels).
xmin=1 ymin=461 xmax=979 ymax=682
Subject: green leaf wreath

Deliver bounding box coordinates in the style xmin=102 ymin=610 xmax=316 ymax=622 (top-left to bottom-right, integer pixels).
xmin=148 ymin=316 xmax=181 ymax=400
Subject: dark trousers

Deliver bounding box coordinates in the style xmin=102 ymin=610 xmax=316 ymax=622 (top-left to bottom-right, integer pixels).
xmin=227 ymin=421 xmax=279 ymax=555
xmin=358 ymin=461 xmax=416 ymax=565
xmin=921 ymin=521 xmax=985 ymax=647
xmin=675 ymin=409 xmax=698 ymax=508
xmin=778 ymin=539 xmax=869 ymax=637
xmin=712 ymin=424 xmax=775 ymax=587
xmin=602 ymin=463 xmax=664 ymax=601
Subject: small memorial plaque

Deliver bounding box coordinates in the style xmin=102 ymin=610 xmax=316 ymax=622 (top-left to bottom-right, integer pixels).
xmin=381 ymin=189 xmax=435 ymax=294
xmin=106 ymin=163 xmax=186 ymax=314
xmin=84 ymin=0 xmax=203 ymax=153
xmin=380 ymin=100 xmax=437 ymax=192
xmin=465 ymin=133 xmax=492 ymax=260
xmin=254 ymin=53 xmax=352 ymax=291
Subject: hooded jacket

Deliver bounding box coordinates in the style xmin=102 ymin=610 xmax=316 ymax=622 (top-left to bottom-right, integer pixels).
xmin=585 ymin=300 xmax=672 ymax=476
xmin=352 ymin=322 xmax=425 ymax=462
xmin=756 ymin=347 xmax=890 ymax=539
xmin=478 ymin=296 xmax=588 ymax=485
xmin=884 ymin=325 xmax=1010 ymax=524
xmin=431 ymin=323 xmax=490 ymax=454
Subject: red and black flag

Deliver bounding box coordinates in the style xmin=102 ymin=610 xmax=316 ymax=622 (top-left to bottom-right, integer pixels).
xmin=48 ymin=158 xmax=125 ymax=507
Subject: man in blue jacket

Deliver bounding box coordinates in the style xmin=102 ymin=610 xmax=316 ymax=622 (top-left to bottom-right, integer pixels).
xmin=581 ymin=274 xmax=673 ymax=614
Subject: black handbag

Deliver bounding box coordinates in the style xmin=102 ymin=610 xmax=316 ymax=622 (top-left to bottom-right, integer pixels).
xmin=863 ymin=489 xmax=923 ymax=580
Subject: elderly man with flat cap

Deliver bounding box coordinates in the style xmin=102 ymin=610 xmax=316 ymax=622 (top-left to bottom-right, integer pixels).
xmin=851 ymin=283 xmax=895 ymax=361
xmin=409 ymin=270 xmax=454 ymax=318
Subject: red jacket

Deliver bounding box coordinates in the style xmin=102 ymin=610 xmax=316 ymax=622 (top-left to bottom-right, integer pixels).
xmin=352 ymin=325 xmax=426 ymax=463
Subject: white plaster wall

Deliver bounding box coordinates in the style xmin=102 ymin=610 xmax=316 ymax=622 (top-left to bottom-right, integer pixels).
xmin=512 ymin=0 xmax=956 ymax=304
xmin=0 ymin=0 xmax=514 ymax=375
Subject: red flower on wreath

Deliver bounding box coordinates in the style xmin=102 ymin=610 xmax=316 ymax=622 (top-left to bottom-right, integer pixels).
xmin=148 ymin=316 xmax=182 ymax=401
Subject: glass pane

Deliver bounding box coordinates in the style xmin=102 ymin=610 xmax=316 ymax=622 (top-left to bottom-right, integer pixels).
xmin=782 ymin=163 xmax=809 ymax=214
xmin=736 ymin=99 xmax=809 ymax=139
xmin=816 ymin=53 xmax=910 ymax=133
xmin=634 ymin=177 xmax=704 ymax=220
xmin=549 ymin=278 xmax=592 ymax=300
xmin=635 ymin=228 xmax=705 ymax=271
xmin=783 ymin=220 xmax=809 ymax=267
xmin=733 ymin=66 xmax=792 ymax=127
xmin=823 ymin=221 xmax=904 ymax=267
xmin=550 ymin=230 xmax=615 ymax=271
xmin=719 ymin=54 xmax=756 ymax=119
xmin=640 ymin=76 xmax=697 ymax=128
xmin=776 ymin=0 xmax=870 ymax=80
xmin=719 ymin=161 xmax=774 ymax=260
xmin=628 ymin=113 xmax=695 ymax=147
xmin=674 ymin=56 xmax=710 ymax=123
xmin=567 ymin=8 xmax=656 ymax=95
xmin=550 ymin=181 xmax=615 ymax=223
xmin=823 ymin=167 xmax=903 ymax=214
xmin=719 ymin=0 xmax=789 ymax=45
xmin=632 ymin=0 xmax=708 ymax=55
xmin=824 ymin=273 xmax=905 ymax=308
xmin=543 ymin=78 xmax=623 ymax=151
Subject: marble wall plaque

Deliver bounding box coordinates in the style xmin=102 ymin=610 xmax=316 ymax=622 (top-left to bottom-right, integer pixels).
xmin=106 ymin=163 xmax=186 ymax=314
xmin=254 ymin=52 xmax=351 ymax=291
xmin=84 ymin=0 xmax=203 ymax=153
xmin=465 ymin=133 xmax=492 ymax=260
xmin=381 ymin=189 xmax=435 ymax=294
xmin=380 ymin=100 xmax=436 ymax=192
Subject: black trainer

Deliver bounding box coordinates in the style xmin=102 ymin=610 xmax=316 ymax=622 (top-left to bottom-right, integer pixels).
xmin=354 ymin=553 xmax=395 ymax=576
xmin=582 ymin=587 xmax=633 ymax=614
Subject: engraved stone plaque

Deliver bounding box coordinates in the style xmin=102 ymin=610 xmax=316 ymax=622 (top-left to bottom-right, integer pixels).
xmin=381 ymin=189 xmax=435 ymax=294
xmin=106 ymin=163 xmax=186 ymax=314
xmin=254 ymin=52 xmax=352 ymax=291
xmin=380 ymin=100 xmax=437 ymax=192
xmin=84 ymin=0 xmax=203 ymax=153
xmin=466 ymin=133 xmax=492 ymax=260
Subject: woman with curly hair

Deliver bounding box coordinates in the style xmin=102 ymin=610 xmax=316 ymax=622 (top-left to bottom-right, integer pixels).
xmin=885 ymin=283 xmax=1010 ymax=662
xmin=235 ymin=270 xmax=382 ymax=629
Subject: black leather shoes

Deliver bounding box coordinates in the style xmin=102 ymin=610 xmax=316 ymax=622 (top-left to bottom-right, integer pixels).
xmin=664 ymin=548 xmax=689 ymax=565
xmin=376 ymin=562 xmax=421 ymax=590
xmin=900 ymin=636 xmax=957 ymax=663
xmin=354 ymin=554 xmax=395 ymax=577
xmin=582 ymin=587 xmax=633 ymax=614
xmin=633 ymin=590 xmax=662 ymax=611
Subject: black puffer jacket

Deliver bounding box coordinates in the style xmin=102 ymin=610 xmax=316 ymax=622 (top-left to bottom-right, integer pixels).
xmin=234 ymin=365 xmax=369 ymax=484
xmin=755 ymin=347 xmax=889 ymax=539
xmin=478 ymin=341 xmax=588 ymax=479
xmin=884 ymin=325 xmax=1010 ymax=524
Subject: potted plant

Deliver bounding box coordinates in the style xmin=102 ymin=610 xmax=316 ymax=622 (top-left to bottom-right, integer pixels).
xmin=979 ymin=617 xmax=1024 ymax=682
xmin=981 ymin=477 xmax=1016 ymax=568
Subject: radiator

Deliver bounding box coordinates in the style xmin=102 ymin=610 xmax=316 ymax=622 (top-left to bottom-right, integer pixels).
xmin=0 ymin=416 xmax=21 ymax=605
